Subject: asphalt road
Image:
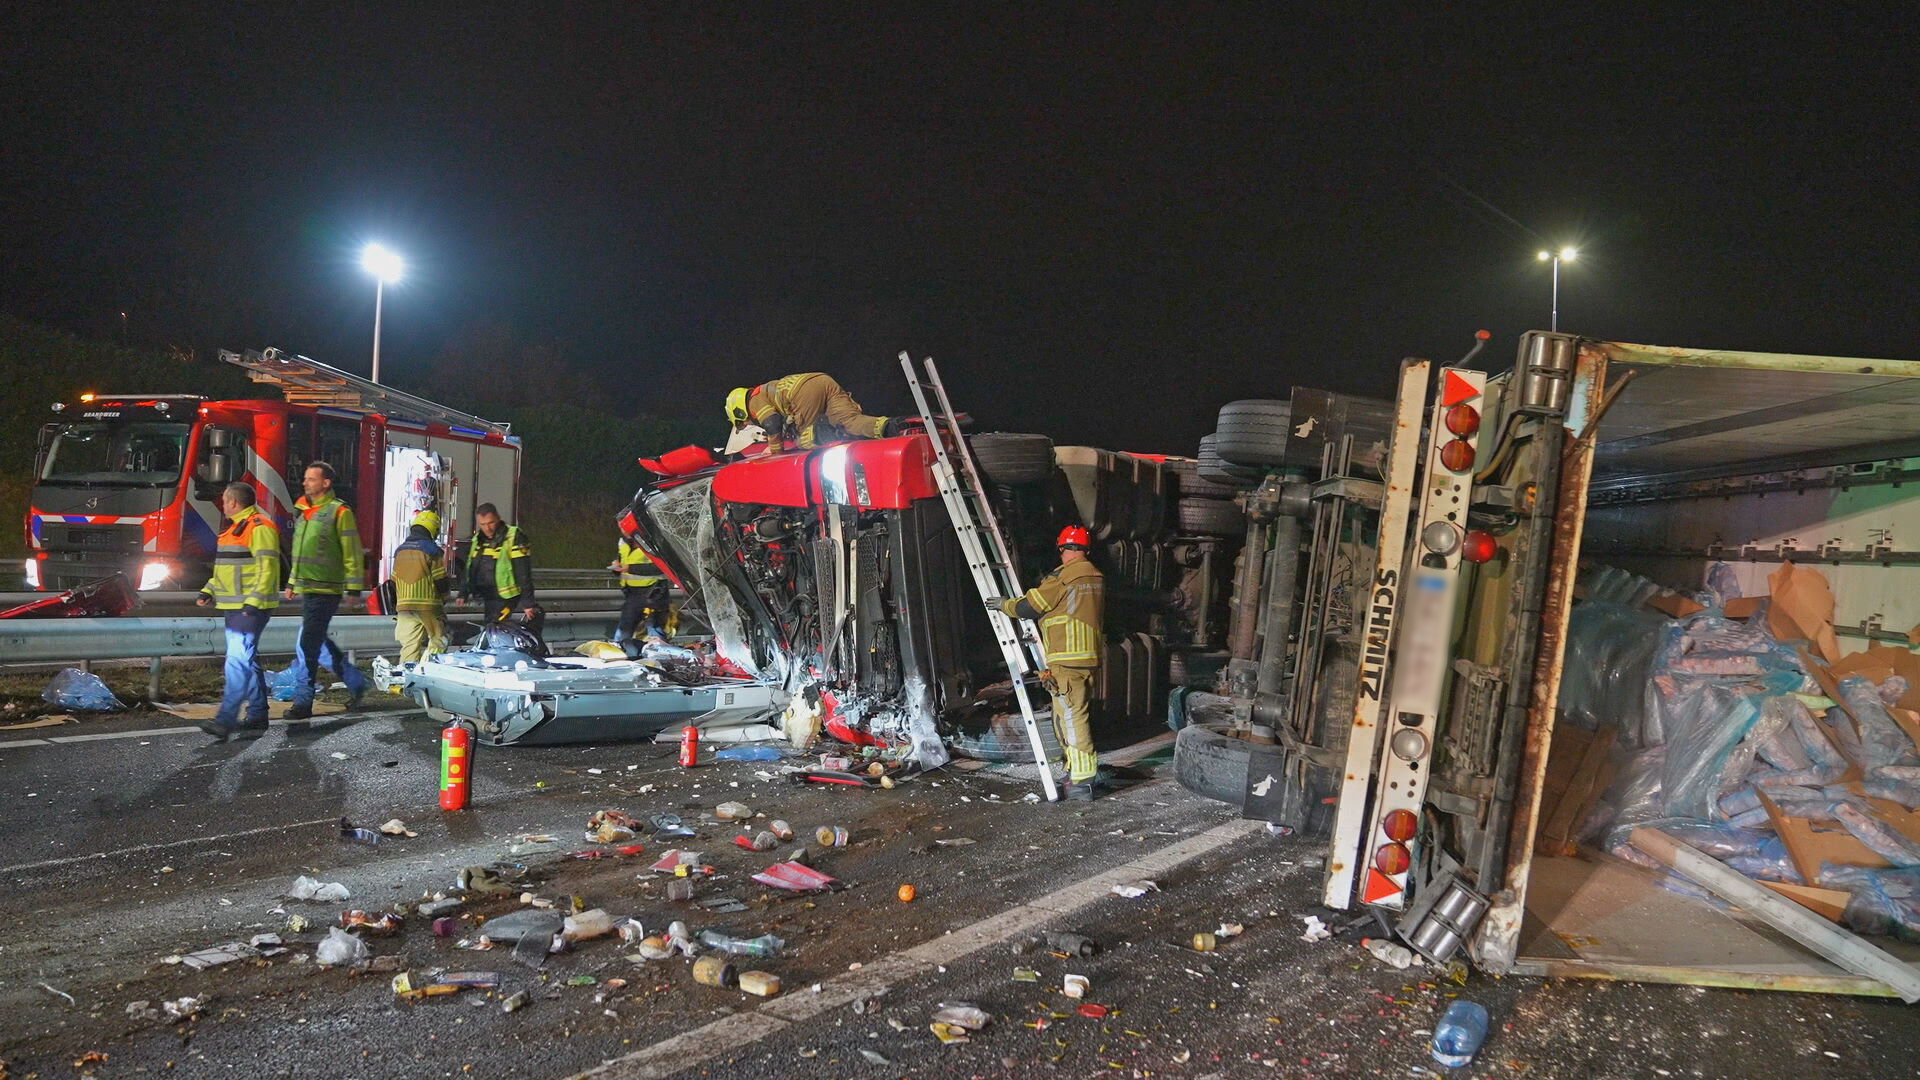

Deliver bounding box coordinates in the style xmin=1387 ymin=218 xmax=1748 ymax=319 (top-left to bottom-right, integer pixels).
xmin=1 ymin=710 xmax=1916 ymax=1080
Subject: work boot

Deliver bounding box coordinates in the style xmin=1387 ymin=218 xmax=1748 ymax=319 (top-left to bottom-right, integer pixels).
xmin=195 ymin=718 xmax=234 ymax=743
xmin=1062 ymin=781 xmax=1097 ymax=802
xmin=234 ymin=718 xmax=271 ymax=740
xmin=285 ymin=703 xmax=314 ymax=720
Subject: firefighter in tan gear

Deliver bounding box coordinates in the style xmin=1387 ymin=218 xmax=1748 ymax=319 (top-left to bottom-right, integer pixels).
xmin=987 ymin=525 xmax=1105 ymax=800
xmin=725 ymin=373 xmax=900 ymax=450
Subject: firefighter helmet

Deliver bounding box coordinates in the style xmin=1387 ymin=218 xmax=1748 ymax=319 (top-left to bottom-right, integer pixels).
xmin=412 ymin=510 xmax=442 ymax=535
xmin=1056 ymin=525 xmax=1091 ymax=549
xmin=724 ymin=386 xmax=752 ymax=426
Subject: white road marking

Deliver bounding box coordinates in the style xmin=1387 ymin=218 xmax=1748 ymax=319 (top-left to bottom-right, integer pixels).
xmin=573 ymin=815 xmax=1271 ymax=1080
xmin=0 ymin=711 xmax=399 ymax=750
xmin=0 ymin=816 xmax=344 ymax=876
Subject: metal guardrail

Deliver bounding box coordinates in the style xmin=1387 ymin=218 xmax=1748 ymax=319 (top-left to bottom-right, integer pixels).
xmin=0 ymin=609 xmax=624 ymax=664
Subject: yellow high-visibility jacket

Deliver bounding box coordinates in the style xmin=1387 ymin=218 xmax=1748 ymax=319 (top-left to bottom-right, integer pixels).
xmin=1000 ymin=558 xmax=1104 ymax=668
xmin=202 ymin=506 xmax=282 ymax=610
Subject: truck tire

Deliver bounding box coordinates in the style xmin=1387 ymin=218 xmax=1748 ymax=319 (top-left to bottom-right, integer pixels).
xmin=968 ymin=432 xmax=1055 ymax=485
xmin=1196 ymin=435 xmax=1264 ymax=487
xmin=949 ymin=714 xmax=1063 ymax=763
xmin=1164 ymin=457 xmax=1238 ymax=501
xmin=1169 ymin=649 xmax=1229 ymax=689
xmin=1174 ymin=722 xmax=1280 ymax=805
xmin=1176 ymin=497 xmax=1246 ymax=537
xmin=1214 ymin=399 xmax=1293 ymax=467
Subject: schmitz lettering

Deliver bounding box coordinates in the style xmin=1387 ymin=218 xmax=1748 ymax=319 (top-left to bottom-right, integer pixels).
xmin=1357 ymin=569 xmax=1398 ymax=700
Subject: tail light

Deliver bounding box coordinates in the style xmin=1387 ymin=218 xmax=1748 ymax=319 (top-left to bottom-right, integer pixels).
xmin=1439 ymin=438 xmax=1475 ymax=472
xmin=617 ymin=510 xmax=639 ymax=537
xmin=1382 ymin=809 xmax=1419 ymax=843
xmin=1444 ymin=403 xmax=1480 ymax=437
xmin=1373 ymin=842 xmax=1411 ymax=876
xmin=1460 ymin=530 xmax=1498 ymax=564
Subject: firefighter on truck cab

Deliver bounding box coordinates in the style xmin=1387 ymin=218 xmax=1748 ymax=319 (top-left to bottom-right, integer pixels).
xmin=986 ymin=525 xmax=1106 ymax=801
xmin=724 ymin=373 xmax=903 ymax=450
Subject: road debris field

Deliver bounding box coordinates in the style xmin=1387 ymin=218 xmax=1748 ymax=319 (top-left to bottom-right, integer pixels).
xmin=1 ymin=707 xmax=1915 ymax=1080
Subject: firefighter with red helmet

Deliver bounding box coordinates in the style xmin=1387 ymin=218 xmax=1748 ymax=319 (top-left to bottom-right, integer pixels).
xmin=987 ymin=525 xmax=1106 ymax=800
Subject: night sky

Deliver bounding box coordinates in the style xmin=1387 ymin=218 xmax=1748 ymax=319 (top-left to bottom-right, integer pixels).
xmin=2 ymin=7 xmax=1913 ymax=454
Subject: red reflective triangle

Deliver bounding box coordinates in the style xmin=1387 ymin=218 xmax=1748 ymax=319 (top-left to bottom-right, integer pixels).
xmin=1441 ymin=370 xmax=1480 ymax=407
xmin=1362 ymin=867 xmax=1403 ymax=905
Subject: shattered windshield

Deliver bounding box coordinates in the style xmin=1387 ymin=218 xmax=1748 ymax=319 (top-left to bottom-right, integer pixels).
xmin=39 ymin=421 xmax=191 ymax=486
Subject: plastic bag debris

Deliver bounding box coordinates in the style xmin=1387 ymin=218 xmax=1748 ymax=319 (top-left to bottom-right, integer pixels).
xmin=1110 ymin=879 xmax=1159 ymax=898
xmin=476 ymin=908 xmax=564 ymax=943
xmin=41 ymin=668 xmax=126 ymax=712
xmin=378 ymin=818 xmax=418 ymax=837
xmin=752 ymin=861 xmax=838 ymax=891
xmin=1819 ymin=865 xmax=1920 ymax=942
xmin=1299 ymin=915 xmax=1333 ymax=942
xmin=316 ymin=927 xmax=370 ymax=967
xmin=286 ymin=876 xmax=350 ymax=902
xmin=339 ymin=910 xmax=403 ymax=936
xmin=174 ymin=942 xmax=255 ymax=969
xmin=714 ymin=801 xmax=753 ymax=820
xmin=714 ymin=745 xmax=784 ymax=762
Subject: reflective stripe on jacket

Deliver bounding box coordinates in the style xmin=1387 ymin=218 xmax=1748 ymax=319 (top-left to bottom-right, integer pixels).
xmin=203 ymin=506 xmax=282 ymax=610
xmin=618 ymin=540 xmax=664 ymax=588
xmin=391 ymin=531 xmax=448 ymax=612
xmin=466 ymin=525 xmax=531 ymax=600
xmin=289 ymin=493 xmax=364 ymax=594
xmin=747 ymin=372 xmax=889 ymax=448
xmin=1000 ymin=558 xmax=1104 ymax=667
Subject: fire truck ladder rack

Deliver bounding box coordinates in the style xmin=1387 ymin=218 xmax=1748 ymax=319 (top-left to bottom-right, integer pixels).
xmin=220 ymin=348 xmax=514 ymax=437
xmin=899 ymin=352 xmax=1060 ymax=802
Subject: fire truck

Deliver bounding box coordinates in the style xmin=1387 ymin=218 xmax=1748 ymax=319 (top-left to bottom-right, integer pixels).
xmin=25 ymin=348 xmax=520 ymax=600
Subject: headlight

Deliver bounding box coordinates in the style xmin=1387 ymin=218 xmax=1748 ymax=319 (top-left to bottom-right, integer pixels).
xmin=139 ymin=560 xmax=173 ymax=591
xmin=819 ymin=444 xmax=851 ymax=504
xmin=24 ymin=559 xmax=41 ymax=588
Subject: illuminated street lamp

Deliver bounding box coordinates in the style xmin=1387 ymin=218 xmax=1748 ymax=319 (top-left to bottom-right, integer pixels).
xmin=1535 ymin=247 xmax=1576 ymax=333
xmin=360 ymin=243 xmax=405 ymax=384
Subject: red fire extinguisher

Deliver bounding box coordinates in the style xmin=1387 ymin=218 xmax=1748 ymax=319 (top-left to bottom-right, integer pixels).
xmin=678 ymin=725 xmax=700 ymax=768
xmin=440 ymin=721 xmax=474 ymax=811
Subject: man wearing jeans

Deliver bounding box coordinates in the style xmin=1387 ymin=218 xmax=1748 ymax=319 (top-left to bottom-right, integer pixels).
xmin=284 ymin=462 xmax=368 ymax=718
xmin=195 ymin=482 xmax=281 ymax=741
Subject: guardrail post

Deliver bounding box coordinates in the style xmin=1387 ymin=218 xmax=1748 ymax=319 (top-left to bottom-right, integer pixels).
xmin=148 ymin=656 xmax=164 ymax=701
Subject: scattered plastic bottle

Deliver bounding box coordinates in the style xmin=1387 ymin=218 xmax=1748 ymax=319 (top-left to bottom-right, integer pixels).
xmin=1362 ymin=937 xmax=1416 ymax=970
xmin=562 ymin=908 xmax=615 ymax=942
xmin=696 ymin=930 xmax=785 ymax=958
xmin=1431 ymin=1000 xmax=1490 ymax=1068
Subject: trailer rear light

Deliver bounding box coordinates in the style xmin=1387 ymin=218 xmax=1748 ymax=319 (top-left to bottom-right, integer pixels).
xmin=1389 ymin=728 xmax=1428 ymax=761
xmin=617 ymin=510 xmax=639 ymax=537
xmin=1444 ymin=402 xmax=1480 ymax=437
xmin=1439 ymin=438 xmax=1475 ymax=472
xmin=1420 ymin=521 xmax=1460 ymax=555
xmin=1381 ymin=809 xmax=1419 ymax=843
xmin=1460 ymin=529 xmax=1498 ymax=564
xmin=1373 ymin=842 xmax=1411 ymax=876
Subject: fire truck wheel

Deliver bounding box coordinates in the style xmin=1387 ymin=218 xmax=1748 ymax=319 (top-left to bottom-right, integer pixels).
xmin=1176 ymin=497 xmax=1246 ymax=537
xmin=1163 ymin=457 xmax=1238 ymax=500
xmin=1173 ymin=721 xmax=1283 ymax=806
xmin=1196 ymin=434 xmax=1265 ymax=487
xmin=1213 ymin=399 xmax=1293 ymax=467
xmin=967 ymin=432 xmax=1056 ymax=485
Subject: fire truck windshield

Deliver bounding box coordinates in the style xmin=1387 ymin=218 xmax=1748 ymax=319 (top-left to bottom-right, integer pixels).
xmin=39 ymin=421 xmax=191 ymax=487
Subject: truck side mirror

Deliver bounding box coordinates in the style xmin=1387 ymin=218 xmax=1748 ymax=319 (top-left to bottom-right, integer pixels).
xmin=201 ymin=453 xmax=233 ymax=484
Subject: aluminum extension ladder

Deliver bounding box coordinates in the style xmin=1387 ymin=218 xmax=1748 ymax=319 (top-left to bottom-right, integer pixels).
xmin=898 ymin=352 xmax=1060 ymax=802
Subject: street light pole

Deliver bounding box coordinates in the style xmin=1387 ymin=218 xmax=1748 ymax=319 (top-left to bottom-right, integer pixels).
xmin=360 ymin=243 xmax=404 ymax=385
xmin=1536 ymin=247 xmax=1577 ymax=333
xmin=370 ymin=277 xmax=385 ymax=385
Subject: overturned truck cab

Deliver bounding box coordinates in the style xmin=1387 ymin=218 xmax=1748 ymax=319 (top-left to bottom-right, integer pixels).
xmin=619 ymin=425 xmax=1240 ymax=767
